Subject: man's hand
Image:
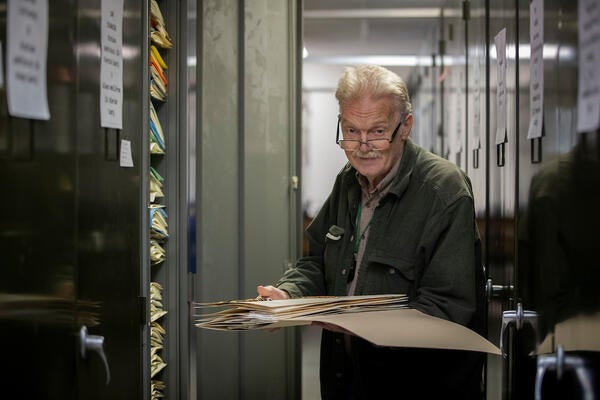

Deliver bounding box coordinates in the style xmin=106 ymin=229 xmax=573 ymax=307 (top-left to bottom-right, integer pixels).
xmin=256 ymin=285 xmax=290 ymax=300
xmin=255 ymin=287 xmax=353 ymax=335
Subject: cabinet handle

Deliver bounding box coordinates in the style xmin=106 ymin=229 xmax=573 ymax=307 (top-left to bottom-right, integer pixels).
xmin=485 ymin=277 xmax=514 ymax=301
xmin=535 ymin=345 xmax=595 ymax=400
xmin=499 ymin=302 xmax=539 ymax=357
xmin=79 ymin=326 xmax=111 ymax=385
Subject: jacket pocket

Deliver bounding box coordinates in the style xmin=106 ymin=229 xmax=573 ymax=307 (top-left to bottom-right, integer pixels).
xmin=363 ymin=249 xmax=417 ymax=297
xmin=370 ymin=249 xmax=415 ymax=281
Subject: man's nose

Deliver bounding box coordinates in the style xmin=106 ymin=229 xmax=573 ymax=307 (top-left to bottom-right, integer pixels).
xmin=358 ymin=140 xmax=371 ymax=151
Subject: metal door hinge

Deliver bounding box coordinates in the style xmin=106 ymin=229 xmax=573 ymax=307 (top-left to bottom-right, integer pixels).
xmin=291 ymin=176 xmax=299 ymax=190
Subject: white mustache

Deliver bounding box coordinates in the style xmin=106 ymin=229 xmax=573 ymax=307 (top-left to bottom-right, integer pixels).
xmin=351 ymin=149 xmax=381 ymax=159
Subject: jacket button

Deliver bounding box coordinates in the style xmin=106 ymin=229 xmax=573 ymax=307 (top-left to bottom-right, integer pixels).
xmin=341 ymin=268 xmax=347 ymax=276
xmin=389 ymin=268 xmax=396 ymax=274
xmin=336 ymin=372 xmax=343 ymax=379
xmin=335 ymin=338 xmax=342 ymax=345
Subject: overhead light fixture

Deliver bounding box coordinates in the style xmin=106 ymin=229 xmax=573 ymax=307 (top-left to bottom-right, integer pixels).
xmin=304 ymin=55 xmax=446 ymax=67
xmin=303 ymin=47 xmax=309 ymax=59
xmin=303 ymin=8 xmax=448 ymax=19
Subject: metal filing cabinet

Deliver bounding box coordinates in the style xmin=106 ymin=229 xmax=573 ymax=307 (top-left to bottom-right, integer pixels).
xmin=0 ymin=0 xmax=146 ymax=398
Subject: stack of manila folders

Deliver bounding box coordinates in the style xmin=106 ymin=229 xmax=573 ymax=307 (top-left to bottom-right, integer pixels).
xmin=194 ymin=294 xmax=500 ymax=354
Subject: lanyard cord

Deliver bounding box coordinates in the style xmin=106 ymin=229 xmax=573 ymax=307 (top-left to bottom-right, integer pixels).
xmin=353 ymin=202 xmax=374 ymax=255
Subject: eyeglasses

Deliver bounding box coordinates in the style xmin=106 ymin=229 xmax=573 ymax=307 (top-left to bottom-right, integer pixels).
xmin=335 ymin=115 xmax=403 ymax=151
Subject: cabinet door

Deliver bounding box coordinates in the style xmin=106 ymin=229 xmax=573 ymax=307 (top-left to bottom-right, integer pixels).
xmin=0 ymin=1 xmax=78 ymax=398
xmin=75 ymin=0 xmax=146 ymax=398
xmin=486 ymin=1 xmax=530 ymax=398
xmin=0 ymin=0 xmax=146 ymax=398
xmin=518 ymin=0 xmax=600 ymax=398
xmin=196 ymin=1 xmax=301 ymax=398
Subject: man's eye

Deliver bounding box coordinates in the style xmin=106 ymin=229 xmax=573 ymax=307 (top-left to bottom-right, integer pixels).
xmin=347 ymin=128 xmax=358 ymax=135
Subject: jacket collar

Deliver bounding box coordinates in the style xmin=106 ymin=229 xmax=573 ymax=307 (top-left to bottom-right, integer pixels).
xmin=388 ymin=138 xmax=418 ymax=199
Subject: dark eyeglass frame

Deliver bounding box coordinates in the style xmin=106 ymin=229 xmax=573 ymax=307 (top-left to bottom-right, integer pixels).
xmin=335 ymin=114 xmax=404 ymax=150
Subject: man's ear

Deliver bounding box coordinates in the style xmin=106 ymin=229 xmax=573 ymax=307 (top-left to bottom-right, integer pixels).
xmin=400 ymin=114 xmax=413 ymax=140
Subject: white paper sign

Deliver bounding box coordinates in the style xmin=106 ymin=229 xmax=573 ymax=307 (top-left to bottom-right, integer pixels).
xmin=119 ymin=139 xmax=133 ymax=167
xmin=527 ymin=0 xmax=544 ymax=139
xmin=100 ymin=0 xmax=124 ymax=129
xmin=6 ymin=0 xmax=49 ymax=120
xmin=577 ymin=0 xmax=600 ymax=133
xmin=495 ymin=28 xmax=507 ymax=145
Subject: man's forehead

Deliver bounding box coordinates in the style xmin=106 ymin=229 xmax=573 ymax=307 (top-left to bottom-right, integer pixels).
xmin=341 ymin=96 xmax=397 ymax=114
xmin=341 ymin=94 xmax=395 ymax=107
xmin=340 ymin=116 xmax=392 ymax=127
xmin=340 ymin=107 xmax=398 ymax=124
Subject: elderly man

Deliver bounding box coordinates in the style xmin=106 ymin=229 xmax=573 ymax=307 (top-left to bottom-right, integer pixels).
xmin=258 ymin=65 xmax=484 ymax=399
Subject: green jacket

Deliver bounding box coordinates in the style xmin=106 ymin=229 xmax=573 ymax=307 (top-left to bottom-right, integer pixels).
xmin=277 ymin=139 xmax=485 ymax=398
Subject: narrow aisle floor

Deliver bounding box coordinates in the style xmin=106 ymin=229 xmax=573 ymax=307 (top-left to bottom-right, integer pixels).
xmin=302 ymin=325 xmax=321 ymax=399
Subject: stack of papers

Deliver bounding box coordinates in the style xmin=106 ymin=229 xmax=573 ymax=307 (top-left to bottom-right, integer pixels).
xmin=150 ymin=321 xmax=167 ymax=377
xmin=150 ymin=49 xmax=167 ymax=84
xmin=150 ymin=0 xmax=172 ymax=49
xmin=151 ymin=45 xmax=168 ymax=71
xmin=150 ymin=205 xmax=168 ymax=240
xmin=148 ymin=2 xmax=170 ymax=399
xmin=150 ymin=239 xmax=166 ymax=265
xmin=194 ymin=295 xmax=501 ymax=354
xmin=150 ymin=167 xmax=164 ymax=202
xmin=150 ymin=60 xmax=167 ymax=102
xmin=195 ymin=294 xmax=409 ymax=330
xmin=150 ymin=282 xmax=168 ymax=322
xmin=151 ymin=380 xmax=166 ymax=399
xmin=150 ymin=282 xmax=167 ymax=398
xmin=149 ymin=102 xmax=166 ymax=154
xmin=149 ymin=35 xmax=169 ymax=101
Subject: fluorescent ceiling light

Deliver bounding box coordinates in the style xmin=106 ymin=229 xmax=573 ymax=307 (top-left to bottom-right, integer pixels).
xmin=303 ymin=8 xmax=450 ymax=19
xmin=489 ymin=44 xmax=576 ymax=61
xmin=304 ymin=55 xmax=466 ymax=67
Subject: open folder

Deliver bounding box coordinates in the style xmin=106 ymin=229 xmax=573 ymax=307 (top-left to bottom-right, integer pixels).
xmin=194 ymin=294 xmax=501 ymax=355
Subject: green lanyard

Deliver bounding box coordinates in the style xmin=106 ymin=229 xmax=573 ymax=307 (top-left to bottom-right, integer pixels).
xmin=353 ymin=202 xmax=374 ymax=255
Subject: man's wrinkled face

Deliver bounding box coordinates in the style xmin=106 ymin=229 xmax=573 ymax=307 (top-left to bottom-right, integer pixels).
xmin=339 ymin=96 xmax=411 ymax=188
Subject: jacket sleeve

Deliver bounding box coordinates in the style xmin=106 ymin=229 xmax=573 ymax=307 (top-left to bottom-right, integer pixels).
xmin=275 ymin=184 xmax=340 ymax=298
xmin=275 ymin=231 xmax=327 ymax=298
xmin=410 ymin=194 xmax=483 ymax=328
